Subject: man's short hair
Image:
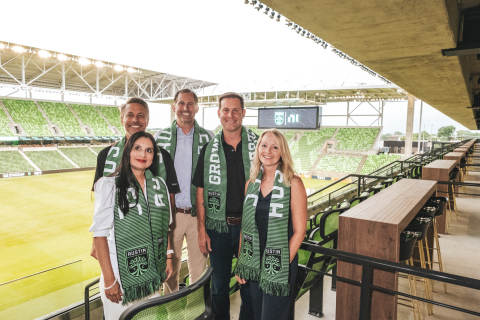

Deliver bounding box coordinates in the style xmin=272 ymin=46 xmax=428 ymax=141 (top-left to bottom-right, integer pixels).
xmin=218 ymin=92 xmax=244 ymax=110
xmin=119 ymin=97 xmax=149 ymax=118
xmin=173 ymin=89 xmax=199 ymax=105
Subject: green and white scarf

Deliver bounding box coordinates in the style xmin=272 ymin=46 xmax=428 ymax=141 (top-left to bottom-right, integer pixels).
xmin=235 ymin=167 xmax=291 ymax=297
xmin=113 ymin=169 xmax=170 ymax=305
xmin=203 ymin=126 xmax=258 ymax=233
xmin=103 ymin=136 xmax=166 ymax=181
xmin=155 ymin=120 xmax=211 ymax=216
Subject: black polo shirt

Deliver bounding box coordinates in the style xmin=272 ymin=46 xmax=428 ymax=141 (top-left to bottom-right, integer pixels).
xmin=92 ymin=145 xmax=180 ymax=194
xmin=192 ymin=133 xmax=245 ymax=217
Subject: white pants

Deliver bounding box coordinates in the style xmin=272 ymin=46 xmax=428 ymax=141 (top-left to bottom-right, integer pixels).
xmin=99 ymin=273 xmax=162 ymax=320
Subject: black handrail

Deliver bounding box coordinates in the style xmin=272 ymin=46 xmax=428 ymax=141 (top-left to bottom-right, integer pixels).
xmin=84 ymin=277 xmax=100 ymax=320
xmin=300 ymin=242 xmax=480 ymax=319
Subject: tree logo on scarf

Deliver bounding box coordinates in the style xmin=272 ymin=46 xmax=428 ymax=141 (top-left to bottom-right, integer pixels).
xmin=243 ymin=233 xmax=254 ymax=261
xmin=157 ymin=238 xmax=166 ymax=262
xmin=125 ymin=246 xmax=149 ymax=277
xmin=208 ymin=191 xmax=221 ymax=214
xmin=264 ymin=248 xmax=282 ymax=275
xmin=275 ymin=112 xmax=284 ymax=126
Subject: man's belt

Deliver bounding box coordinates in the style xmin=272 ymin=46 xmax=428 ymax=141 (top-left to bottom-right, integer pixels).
xmin=226 ymin=217 xmax=242 ymax=225
xmin=176 ymin=208 xmax=192 ymax=214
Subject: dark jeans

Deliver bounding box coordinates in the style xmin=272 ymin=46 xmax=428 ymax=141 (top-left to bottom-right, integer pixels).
xmin=208 ymin=225 xmax=254 ymax=320
xmin=250 ymin=255 xmax=298 ymax=320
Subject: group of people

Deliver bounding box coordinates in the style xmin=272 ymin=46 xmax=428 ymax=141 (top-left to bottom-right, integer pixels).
xmin=89 ymin=90 xmax=308 ymax=320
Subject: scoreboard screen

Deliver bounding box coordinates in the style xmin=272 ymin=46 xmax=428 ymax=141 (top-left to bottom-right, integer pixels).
xmin=257 ymin=106 xmax=321 ymax=130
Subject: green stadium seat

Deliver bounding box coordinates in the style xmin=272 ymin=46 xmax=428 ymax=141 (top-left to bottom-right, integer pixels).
xmin=292 ymin=128 xmax=336 ymax=174
xmin=0 ymin=151 xmax=36 ymax=174
xmin=335 ymin=128 xmax=379 ymax=151
xmin=24 ymin=150 xmax=76 ymax=171
xmin=37 ymin=101 xmax=84 ymax=136
xmin=59 ymin=148 xmax=97 ymax=167
xmin=119 ymin=267 xmax=213 ymax=320
xmin=90 ymin=146 xmax=108 ymax=154
xmin=0 ymin=107 xmax=14 ymax=136
xmin=96 ymin=106 xmax=125 ymax=136
xmin=315 ymin=156 xmax=362 ymax=173
xmin=70 ymin=104 xmax=111 ymax=136
xmin=359 ymin=154 xmax=402 ymax=174
xmin=2 ymin=99 xmax=52 ymax=136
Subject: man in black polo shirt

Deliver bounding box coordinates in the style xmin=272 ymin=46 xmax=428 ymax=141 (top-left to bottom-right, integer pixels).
xmin=192 ymin=92 xmax=257 ymax=320
xmin=91 ymin=97 xmax=179 ymax=259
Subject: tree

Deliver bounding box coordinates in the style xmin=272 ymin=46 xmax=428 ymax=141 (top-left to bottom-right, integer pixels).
xmin=413 ymin=131 xmax=431 ymax=140
xmin=381 ymin=133 xmax=392 ymax=140
xmin=437 ymin=126 xmax=455 ymax=137
xmin=394 ymin=131 xmax=404 ymax=135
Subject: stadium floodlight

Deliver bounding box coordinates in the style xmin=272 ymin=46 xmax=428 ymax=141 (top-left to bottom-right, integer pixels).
xmin=114 ymin=64 xmax=124 ymax=71
xmin=251 ymin=0 xmax=257 ymax=5
xmin=264 ymin=7 xmax=270 ymax=14
xmin=57 ymin=53 xmax=68 ymax=61
xmin=256 ymin=4 xmax=263 ymax=11
xmin=276 ymin=14 xmax=281 ymax=22
xmin=79 ymin=57 xmax=90 ymax=65
xmin=0 ymin=43 xmax=5 ymax=49
xmin=127 ymin=67 xmax=136 ymax=73
xmin=12 ymin=46 xmax=26 ymax=53
xmin=38 ymin=50 xmax=52 ymax=58
xmin=95 ymin=61 xmax=105 ymax=68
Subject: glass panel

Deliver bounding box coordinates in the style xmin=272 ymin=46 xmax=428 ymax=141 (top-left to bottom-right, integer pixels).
xmin=0 ymin=260 xmax=83 ymax=320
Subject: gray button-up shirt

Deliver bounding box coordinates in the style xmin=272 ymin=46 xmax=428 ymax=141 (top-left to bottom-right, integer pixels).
xmin=174 ymin=125 xmax=194 ymax=209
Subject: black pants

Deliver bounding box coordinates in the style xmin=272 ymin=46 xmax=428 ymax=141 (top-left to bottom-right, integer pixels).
xmin=250 ymin=256 xmax=298 ymax=320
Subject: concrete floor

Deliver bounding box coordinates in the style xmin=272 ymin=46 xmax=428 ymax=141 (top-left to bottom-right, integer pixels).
xmin=230 ymin=148 xmax=480 ymax=320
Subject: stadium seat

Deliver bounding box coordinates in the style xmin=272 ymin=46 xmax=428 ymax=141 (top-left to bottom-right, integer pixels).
xmin=292 ymin=128 xmax=336 ymax=174
xmin=0 ymin=107 xmax=14 ymax=136
xmin=119 ymin=267 xmax=213 ymax=320
xmin=24 ymin=151 xmax=76 ymax=171
xmin=335 ymin=128 xmax=379 ymax=151
xmin=2 ymin=99 xmax=52 ymax=136
xmin=359 ymin=154 xmax=402 ymax=174
xmin=96 ymin=106 xmax=125 ymax=136
xmin=59 ymin=148 xmax=97 ymax=167
xmin=37 ymin=101 xmax=84 ymax=136
xmin=0 ymin=151 xmax=36 ymax=174
xmin=70 ymin=104 xmax=112 ymax=136
xmin=315 ymin=155 xmax=362 ymax=173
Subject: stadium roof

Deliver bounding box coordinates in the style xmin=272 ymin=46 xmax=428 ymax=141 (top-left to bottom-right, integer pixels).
xmin=152 ymin=85 xmax=408 ymax=107
xmin=0 ymin=41 xmax=216 ymax=101
xmin=259 ymin=0 xmax=480 ymax=129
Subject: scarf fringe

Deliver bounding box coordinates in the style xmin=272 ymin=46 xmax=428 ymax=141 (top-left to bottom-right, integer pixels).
xmin=234 ymin=262 xmax=261 ymax=282
xmin=206 ymin=217 xmax=229 ymax=233
xmin=259 ymin=278 xmax=290 ymax=297
xmin=122 ymin=276 xmax=163 ymax=305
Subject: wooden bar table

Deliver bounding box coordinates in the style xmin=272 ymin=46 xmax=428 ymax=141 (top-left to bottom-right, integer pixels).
xmin=444 ymin=152 xmax=463 ymax=195
xmin=336 ymin=179 xmax=437 ymax=320
xmin=422 ymin=160 xmax=456 ymax=234
xmin=453 ymin=148 xmax=467 ymax=156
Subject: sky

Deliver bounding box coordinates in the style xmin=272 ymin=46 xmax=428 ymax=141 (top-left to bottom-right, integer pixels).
xmin=1 ymin=0 xmax=477 ymax=134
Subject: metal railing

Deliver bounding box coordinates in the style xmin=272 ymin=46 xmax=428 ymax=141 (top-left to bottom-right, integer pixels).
xmin=299 ymin=242 xmax=480 ymax=319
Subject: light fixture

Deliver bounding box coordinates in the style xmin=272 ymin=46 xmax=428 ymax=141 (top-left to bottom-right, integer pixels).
xmin=296 ymin=28 xmax=302 ymax=34
xmin=38 ymin=50 xmax=52 ymax=58
xmin=276 ymin=14 xmax=281 ymax=22
xmin=58 ymin=54 xmax=68 ymax=61
xmin=264 ymin=7 xmax=270 ymax=14
xmin=244 ymin=0 xmax=249 ymax=3
xmin=12 ymin=46 xmax=26 ymax=53
xmin=95 ymin=61 xmax=105 ymax=68
xmin=113 ymin=65 xmax=123 ymax=71
xmin=256 ymin=4 xmax=263 ymax=11
xmin=0 ymin=43 xmax=5 ymax=49
xmin=301 ymin=30 xmax=306 ymax=36
xmin=127 ymin=67 xmax=135 ymax=73
xmin=79 ymin=57 xmax=90 ymax=65
xmin=251 ymin=0 xmax=257 ymax=5
xmin=270 ymin=11 xmax=275 ymax=19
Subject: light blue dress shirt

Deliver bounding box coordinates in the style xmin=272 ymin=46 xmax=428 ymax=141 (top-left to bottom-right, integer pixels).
xmin=174 ymin=125 xmax=194 ymax=209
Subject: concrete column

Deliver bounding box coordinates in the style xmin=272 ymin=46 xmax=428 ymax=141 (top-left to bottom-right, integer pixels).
xmin=170 ymin=103 xmax=175 ymax=123
xmin=405 ymin=93 xmax=415 ymax=156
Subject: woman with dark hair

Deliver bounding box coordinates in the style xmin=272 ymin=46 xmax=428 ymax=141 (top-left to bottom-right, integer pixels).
xmin=90 ymin=131 xmax=173 ymax=320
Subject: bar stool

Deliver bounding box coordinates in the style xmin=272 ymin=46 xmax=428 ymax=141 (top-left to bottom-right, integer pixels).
xmin=405 ymin=210 xmax=435 ymax=315
xmin=427 ymin=197 xmax=448 ymax=294
xmin=383 ymin=178 xmax=394 ymax=188
xmin=348 ymin=192 xmax=369 ymax=208
xmin=400 ymin=230 xmax=423 ymax=320
xmin=394 ymin=173 xmax=407 ymax=183
xmin=371 ymin=184 xmax=384 ymax=195
xmin=448 ymin=168 xmax=459 ymax=220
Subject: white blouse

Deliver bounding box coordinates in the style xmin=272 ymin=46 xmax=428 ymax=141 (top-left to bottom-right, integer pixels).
xmin=89 ymin=177 xmax=172 ymax=275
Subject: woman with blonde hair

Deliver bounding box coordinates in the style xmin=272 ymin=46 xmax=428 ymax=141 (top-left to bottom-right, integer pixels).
xmin=235 ymin=129 xmax=307 ymax=320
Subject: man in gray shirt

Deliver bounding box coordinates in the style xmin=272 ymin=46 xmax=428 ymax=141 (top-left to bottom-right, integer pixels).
xmin=155 ymin=89 xmax=213 ymax=294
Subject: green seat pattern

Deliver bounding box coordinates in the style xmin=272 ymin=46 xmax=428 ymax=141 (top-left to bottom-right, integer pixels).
xmin=291 ymin=128 xmax=336 ymax=174
xmin=38 ymin=101 xmax=84 ymax=136
xmin=359 ymin=154 xmax=402 ymax=174
xmin=91 ymin=146 xmax=107 ymax=154
xmin=315 ymin=155 xmax=362 ymax=173
xmin=97 ymin=106 xmax=125 ymax=136
xmin=60 ymin=148 xmax=97 ymax=167
xmin=0 ymin=107 xmax=14 ymax=136
xmin=24 ymin=151 xmax=76 ymax=171
xmin=2 ymin=99 xmax=51 ymax=136
xmin=0 ymin=151 xmax=36 ymax=174
xmin=335 ymin=128 xmax=379 ymax=151
xmin=70 ymin=104 xmax=111 ymax=136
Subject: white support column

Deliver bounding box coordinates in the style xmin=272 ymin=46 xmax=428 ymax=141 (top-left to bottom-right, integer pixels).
xmin=124 ymin=74 xmax=128 ymax=98
xmin=418 ymin=101 xmax=423 ymax=153
xmin=347 ymin=101 xmax=349 ymax=126
xmin=405 ymin=94 xmax=415 ymax=156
